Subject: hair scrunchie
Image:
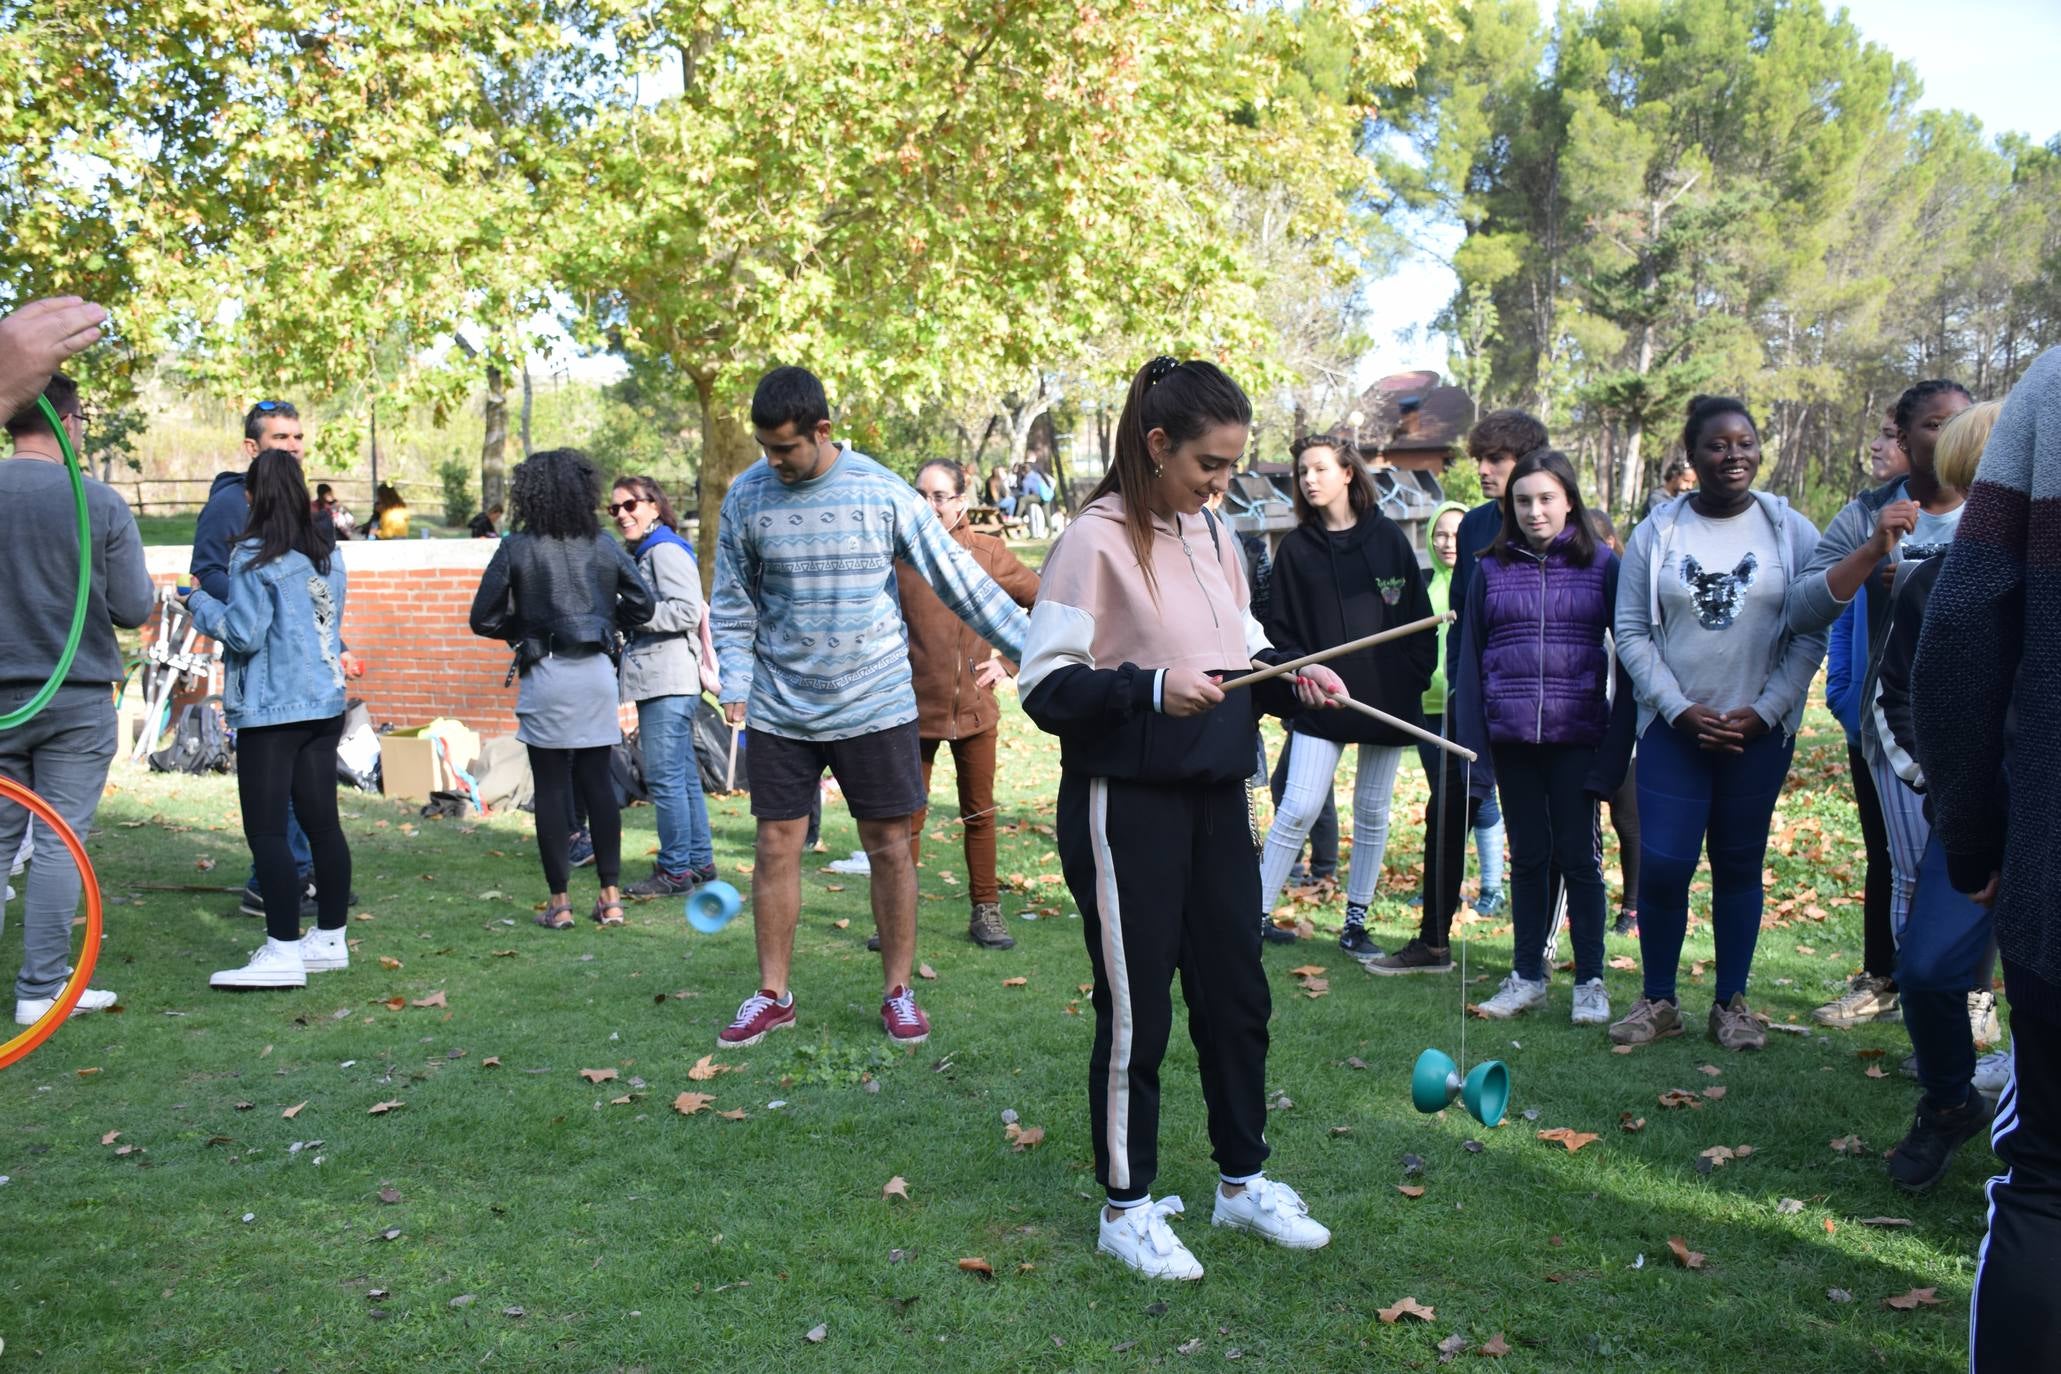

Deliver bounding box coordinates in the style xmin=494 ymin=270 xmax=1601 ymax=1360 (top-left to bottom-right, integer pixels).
xmin=1145 ymin=355 xmax=1181 ymax=386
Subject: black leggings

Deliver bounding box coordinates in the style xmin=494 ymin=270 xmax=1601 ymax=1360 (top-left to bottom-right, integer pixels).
xmin=237 ymin=717 xmax=352 ymax=942
xmin=530 ymin=745 xmax=619 ymax=892
xmin=1848 ymin=741 xmax=1896 ymax=980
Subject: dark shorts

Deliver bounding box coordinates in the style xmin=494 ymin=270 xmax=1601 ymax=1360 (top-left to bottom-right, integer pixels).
xmin=747 ymin=720 xmax=925 ymax=822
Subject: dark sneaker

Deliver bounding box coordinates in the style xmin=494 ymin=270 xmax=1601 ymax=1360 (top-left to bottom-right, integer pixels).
xmin=1338 ymin=919 xmax=1382 ymax=959
xmin=239 ymin=885 xmax=266 ymax=918
xmin=1261 ymin=918 xmax=1300 ymax=945
xmin=1474 ymin=888 xmax=1507 ymax=917
xmin=866 ymin=932 xmax=882 ymax=952
xmin=1611 ymin=908 xmax=1638 ymax=937
xmin=1708 ymin=993 xmax=1767 ymax=1052
xmin=627 ymin=867 xmax=693 ymax=899
xmin=882 ymin=985 xmax=931 ymax=1045
xmin=688 ymin=864 xmax=718 ymax=886
xmin=968 ymin=901 xmax=1015 ymax=949
xmin=719 ymin=989 xmax=796 ymax=1047
xmin=1364 ymin=940 xmax=1453 ymax=975
xmin=568 ymin=829 xmax=595 ymax=868
xmin=1886 ymin=1092 xmax=1995 ymax=1193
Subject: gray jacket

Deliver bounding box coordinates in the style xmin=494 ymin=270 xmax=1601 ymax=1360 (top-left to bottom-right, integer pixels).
xmin=1615 ymin=490 xmax=1827 ymax=738
xmin=1784 ymin=478 xmax=1902 ymax=634
xmin=618 ymin=533 xmax=703 ymax=703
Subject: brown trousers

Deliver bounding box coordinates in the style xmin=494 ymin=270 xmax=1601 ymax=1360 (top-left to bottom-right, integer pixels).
xmin=909 ymin=728 xmax=1000 ymax=905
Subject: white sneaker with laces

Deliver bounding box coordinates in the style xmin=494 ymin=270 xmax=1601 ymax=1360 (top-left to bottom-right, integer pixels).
xmin=14 ymin=987 xmax=118 ymax=1025
xmin=1211 ymin=1175 xmax=1331 ymax=1250
xmin=1098 ymin=1196 xmax=1205 ymax=1280
xmin=298 ymin=928 xmax=349 ymax=972
xmin=825 ymin=849 xmax=873 ymax=876
xmin=1474 ymin=972 xmax=1547 ymax=1020
xmin=1570 ymin=977 xmax=1610 ymax=1026
xmin=1969 ymin=990 xmax=2003 ymax=1047
xmin=1973 ymin=1049 xmax=2012 ymax=1098
xmin=210 ymin=938 xmax=308 ymax=990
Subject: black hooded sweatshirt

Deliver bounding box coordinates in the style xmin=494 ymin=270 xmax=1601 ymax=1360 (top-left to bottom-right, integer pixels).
xmin=1263 ymin=511 xmax=1436 ymax=746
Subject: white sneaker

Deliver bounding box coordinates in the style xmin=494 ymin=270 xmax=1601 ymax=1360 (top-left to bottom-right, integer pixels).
xmin=1973 ymin=1049 xmax=2013 ymax=1099
xmin=1969 ymin=990 xmax=2003 ymax=1048
xmin=297 ymin=928 xmax=349 ymax=972
xmin=14 ymin=987 xmax=118 ymax=1025
xmin=210 ymin=938 xmax=308 ymax=990
xmin=1211 ymin=1175 xmax=1331 ymax=1250
xmin=1571 ymin=977 xmax=1611 ymax=1026
xmin=825 ymin=850 xmax=872 ymax=876
xmin=1474 ymin=972 xmax=1547 ymax=1020
xmin=1097 ymin=1196 xmax=1205 ymax=1280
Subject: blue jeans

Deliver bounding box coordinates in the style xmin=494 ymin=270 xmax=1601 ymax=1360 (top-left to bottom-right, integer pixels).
xmin=637 ymin=695 xmax=714 ymax=875
xmin=1899 ymin=831 xmax=1994 ymax=1106
xmin=246 ymin=800 xmax=312 ymax=891
xmin=0 ymin=684 xmax=117 ymax=1000
xmin=1635 ymin=720 xmax=1795 ymax=1005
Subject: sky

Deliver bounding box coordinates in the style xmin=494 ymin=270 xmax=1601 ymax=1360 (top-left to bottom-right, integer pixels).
xmin=1356 ymin=0 xmax=2061 ymax=382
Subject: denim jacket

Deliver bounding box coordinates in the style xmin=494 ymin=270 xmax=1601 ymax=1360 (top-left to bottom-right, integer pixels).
xmin=184 ymin=541 xmax=348 ymax=729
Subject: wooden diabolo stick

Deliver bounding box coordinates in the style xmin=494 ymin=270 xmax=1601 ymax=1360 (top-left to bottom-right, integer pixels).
xmin=1217 ymin=612 xmax=1453 ymax=691
xmin=1244 ymin=657 xmax=1479 ymax=762
xmin=725 ymin=723 xmax=742 ymax=792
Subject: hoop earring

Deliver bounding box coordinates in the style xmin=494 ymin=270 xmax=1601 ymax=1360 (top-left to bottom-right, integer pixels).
xmin=1151 ymin=462 xmax=1164 ymax=478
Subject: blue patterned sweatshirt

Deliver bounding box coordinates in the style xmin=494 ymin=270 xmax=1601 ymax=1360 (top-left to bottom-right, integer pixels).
xmin=712 ymin=445 xmax=1031 ymax=740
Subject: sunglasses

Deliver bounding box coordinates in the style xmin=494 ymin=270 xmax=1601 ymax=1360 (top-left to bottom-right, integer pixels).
xmin=605 ymin=498 xmax=645 ymax=517
xmin=253 ymin=399 xmax=292 ymax=412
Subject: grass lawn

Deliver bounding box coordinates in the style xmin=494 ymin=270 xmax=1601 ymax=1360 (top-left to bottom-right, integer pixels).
xmin=0 ymin=695 xmax=1985 ymax=1371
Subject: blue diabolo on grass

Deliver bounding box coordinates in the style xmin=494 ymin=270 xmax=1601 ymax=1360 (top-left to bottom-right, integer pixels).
xmin=1409 ymin=1047 xmax=1511 ymax=1128
xmin=684 ymin=879 xmax=743 ymax=933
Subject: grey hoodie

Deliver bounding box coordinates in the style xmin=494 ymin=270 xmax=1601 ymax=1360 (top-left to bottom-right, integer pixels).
xmin=1615 ymin=490 xmax=1827 ymax=738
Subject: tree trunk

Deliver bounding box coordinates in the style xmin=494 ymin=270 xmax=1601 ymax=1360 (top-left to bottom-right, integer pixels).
xmin=368 ymin=404 xmax=381 ymax=516
xmin=1615 ymin=318 xmax=1657 ymax=513
xmin=520 ymin=361 xmax=534 ymax=458
xmin=689 ymin=366 xmax=761 ymax=601
xmin=481 ymin=364 xmax=510 ymax=512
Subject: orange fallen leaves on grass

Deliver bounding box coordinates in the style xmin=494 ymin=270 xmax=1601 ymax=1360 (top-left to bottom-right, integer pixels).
xmin=1701 ymin=1085 xmax=1727 ymax=1101
xmin=1288 ymin=965 xmax=1327 ymax=978
xmin=411 ymin=990 xmax=447 ymax=1009
xmin=1666 ymin=1236 xmax=1705 ymax=1270
xmin=1620 ymin=1114 xmax=1647 ymax=1132
xmin=282 ymin=1102 xmax=306 ymax=1120
xmin=672 ymin=1091 xmax=715 ymax=1115
xmin=1377 ymin=1296 xmax=1435 ymax=1324
xmin=1658 ymin=1089 xmax=1701 ymax=1109
xmin=1001 ymin=977 xmax=1028 ymax=988
xmin=1479 ymin=1333 xmax=1511 ymax=1357
xmin=882 ymin=1176 xmax=910 ymax=1201
xmin=1005 ymin=1123 xmax=1045 ymax=1152
xmin=579 ymin=1068 xmax=618 ymax=1085
xmin=367 ymin=1100 xmax=404 ymax=1116
xmin=716 ymin=1108 xmax=748 ymax=1121
xmin=1537 ymin=1128 xmax=1600 ymax=1153
xmin=686 ymin=1055 xmax=739 ymax=1082
xmin=1884 ymin=1287 xmax=1940 ymax=1310
xmin=1395 ymin=1185 xmax=1425 ymax=1199
xmin=958 ymin=1257 xmax=994 ymax=1278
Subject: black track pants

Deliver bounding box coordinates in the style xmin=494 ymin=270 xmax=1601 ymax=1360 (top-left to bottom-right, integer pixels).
xmin=1057 ymin=772 xmax=1272 ymax=1204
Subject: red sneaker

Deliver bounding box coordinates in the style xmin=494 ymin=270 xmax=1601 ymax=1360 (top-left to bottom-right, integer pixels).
xmin=719 ymin=989 xmax=796 ymax=1047
xmin=882 ymin=985 xmax=930 ymax=1045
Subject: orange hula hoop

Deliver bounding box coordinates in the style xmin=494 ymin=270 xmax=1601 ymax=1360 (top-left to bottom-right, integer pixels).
xmin=0 ymin=775 xmax=104 ymax=1070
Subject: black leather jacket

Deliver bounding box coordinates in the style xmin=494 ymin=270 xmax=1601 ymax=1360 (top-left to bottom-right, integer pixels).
xmin=469 ymin=532 xmax=655 ymax=677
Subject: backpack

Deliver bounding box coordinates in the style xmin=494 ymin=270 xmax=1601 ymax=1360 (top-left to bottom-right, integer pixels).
xmin=692 ymin=694 xmax=742 ymax=793
xmin=148 ymin=696 xmax=234 ymax=775
xmin=612 ymin=731 xmax=650 ymax=807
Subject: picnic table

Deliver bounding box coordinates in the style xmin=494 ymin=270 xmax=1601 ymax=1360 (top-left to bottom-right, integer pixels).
xmin=966 ymin=504 xmax=1028 ymax=538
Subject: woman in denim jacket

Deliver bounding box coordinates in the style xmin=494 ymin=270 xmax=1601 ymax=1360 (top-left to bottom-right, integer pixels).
xmin=182 ymin=450 xmax=354 ymax=991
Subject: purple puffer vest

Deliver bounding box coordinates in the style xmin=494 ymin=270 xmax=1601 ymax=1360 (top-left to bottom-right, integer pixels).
xmin=1477 ymin=534 xmax=1614 ymax=747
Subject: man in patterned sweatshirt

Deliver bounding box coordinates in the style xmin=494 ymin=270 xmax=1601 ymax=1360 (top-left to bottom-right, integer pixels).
xmin=711 ymin=366 xmax=1031 ymax=1049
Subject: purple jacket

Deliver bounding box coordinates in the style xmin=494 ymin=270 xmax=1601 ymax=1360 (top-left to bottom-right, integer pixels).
xmin=1453 ymin=529 xmax=1634 ymax=801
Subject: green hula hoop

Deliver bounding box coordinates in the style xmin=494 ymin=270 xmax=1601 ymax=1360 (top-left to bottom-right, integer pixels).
xmin=0 ymin=394 xmax=92 ymax=730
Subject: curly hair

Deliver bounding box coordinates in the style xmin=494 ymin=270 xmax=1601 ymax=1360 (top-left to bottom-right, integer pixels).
xmin=1466 ymin=409 xmax=1549 ymax=463
xmin=511 ymin=448 xmax=601 ymax=540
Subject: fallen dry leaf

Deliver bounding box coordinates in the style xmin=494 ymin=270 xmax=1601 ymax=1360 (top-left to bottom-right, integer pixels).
xmin=378 ymin=957 xmax=402 ymax=971
xmin=411 ymin=990 xmax=447 ymax=1009
xmin=1829 ymin=1134 xmax=1866 ymax=1154
xmin=1776 ymin=1198 xmax=1805 ymax=1214
xmin=882 ymin=1175 xmax=910 ymax=1201
xmin=1607 ymin=955 xmax=1638 ymax=970
xmin=1005 ymin=1123 xmax=1046 ymax=1152
xmin=1620 ymin=1114 xmax=1647 ymax=1133
xmin=1699 ymin=1145 xmax=1736 ymax=1167
xmin=382 ymin=996 xmax=407 ymax=1011
xmin=1701 ymin=1085 xmax=1727 ymax=1101
xmin=1658 ymin=1089 xmax=1701 ymax=1109
xmin=716 ymin=1108 xmax=748 ymax=1121
xmin=1377 ymin=1296 xmax=1435 ymax=1324
xmin=378 ymin=1186 xmax=402 ymax=1203
xmin=282 ymin=1102 xmax=306 ymax=1120
xmin=1537 ymin=1128 xmax=1600 ymax=1153
xmin=609 ymin=1094 xmax=635 ymax=1106
xmin=1395 ymin=1185 xmax=1425 ymax=1199
xmin=1697 ymin=1064 xmax=1723 ymax=1077
xmin=1865 ymin=1065 xmax=1887 ymax=1079
xmin=1437 ymin=1333 xmax=1469 ymax=1359
xmin=481 ymin=1057 xmax=501 ymax=1068
xmin=367 ymin=1100 xmax=404 ymax=1116
xmin=1859 ymin=1217 xmax=1912 ymax=1228
xmin=1479 ymin=1333 xmax=1511 ymax=1357
xmin=1666 ymin=1236 xmax=1705 ymax=1270
xmin=579 ymin=1068 xmax=619 ymax=1085
xmin=686 ymin=1055 xmax=738 ymax=1082
xmin=957 ymin=1257 xmax=994 ymax=1278
xmin=1302 ymin=980 xmax=1330 ymax=998
xmin=917 ymin=964 xmax=938 ymax=980
xmin=1288 ymin=964 xmax=1327 ymax=978
xmin=804 ymin=1322 xmax=827 ymax=1343
xmin=100 ymin=1130 xmax=120 ymax=1146
xmin=1001 ymin=977 xmax=1027 ymax=988
xmin=673 ymin=1092 xmax=715 ymax=1115
xmin=1610 ymin=1044 xmax=1635 ymax=1055
xmin=1884 ymin=1287 xmax=1940 ymax=1310
xmin=832 ymin=918 xmax=850 ymax=930
xmin=76 ymin=1066 xmax=100 ymax=1077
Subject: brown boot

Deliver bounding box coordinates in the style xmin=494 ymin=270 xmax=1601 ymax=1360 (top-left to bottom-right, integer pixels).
xmin=968 ymin=901 xmax=1015 ymax=949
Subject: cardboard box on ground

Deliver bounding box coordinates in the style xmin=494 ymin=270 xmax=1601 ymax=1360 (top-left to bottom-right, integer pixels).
xmin=380 ymin=719 xmax=484 ymax=804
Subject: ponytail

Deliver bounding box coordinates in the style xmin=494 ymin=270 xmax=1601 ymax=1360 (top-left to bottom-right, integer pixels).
xmin=1090 ymin=356 xmax=1251 ymax=601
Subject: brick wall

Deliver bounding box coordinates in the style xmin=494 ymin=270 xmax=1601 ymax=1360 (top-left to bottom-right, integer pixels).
xmin=145 ymin=540 xmax=531 ymax=737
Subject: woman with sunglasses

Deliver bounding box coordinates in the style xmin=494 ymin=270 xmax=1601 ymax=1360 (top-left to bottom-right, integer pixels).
xmin=609 ymin=476 xmax=719 ymax=898
xmin=470 ymin=450 xmax=654 ymax=929
xmin=897 ymin=460 xmax=1040 ymax=949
